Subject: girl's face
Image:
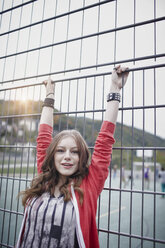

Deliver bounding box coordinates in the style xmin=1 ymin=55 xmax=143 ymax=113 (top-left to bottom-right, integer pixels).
xmin=54 ymin=136 xmax=79 ymax=179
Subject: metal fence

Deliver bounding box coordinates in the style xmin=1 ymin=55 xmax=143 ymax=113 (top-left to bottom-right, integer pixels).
xmin=0 ymin=0 xmax=165 ymax=247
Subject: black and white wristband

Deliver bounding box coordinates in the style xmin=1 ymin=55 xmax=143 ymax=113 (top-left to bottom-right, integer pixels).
xmin=42 ymin=98 xmax=54 ymax=109
xmin=107 ymin=92 xmax=121 ymax=103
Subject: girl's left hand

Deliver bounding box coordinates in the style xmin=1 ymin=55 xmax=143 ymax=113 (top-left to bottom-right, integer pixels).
xmin=111 ymin=65 xmax=129 ymax=91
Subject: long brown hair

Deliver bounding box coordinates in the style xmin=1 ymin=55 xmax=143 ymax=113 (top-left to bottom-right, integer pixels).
xmin=19 ymin=129 xmax=90 ymax=206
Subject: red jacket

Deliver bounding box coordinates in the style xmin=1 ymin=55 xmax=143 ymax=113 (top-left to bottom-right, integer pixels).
xmin=16 ymin=121 xmax=115 ymax=248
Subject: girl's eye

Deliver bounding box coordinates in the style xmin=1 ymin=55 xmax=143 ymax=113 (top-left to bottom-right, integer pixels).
xmin=72 ymin=150 xmax=79 ymax=154
xmin=56 ymin=149 xmax=64 ymax=153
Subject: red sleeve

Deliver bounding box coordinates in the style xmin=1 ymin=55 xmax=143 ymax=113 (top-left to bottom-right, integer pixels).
xmin=88 ymin=121 xmax=115 ymax=196
xmin=36 ymin=124 xmax=53 ymax=174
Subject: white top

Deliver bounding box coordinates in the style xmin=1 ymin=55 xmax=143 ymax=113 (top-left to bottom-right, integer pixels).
xmin=20 ymin=192 xmax=76 ymax=248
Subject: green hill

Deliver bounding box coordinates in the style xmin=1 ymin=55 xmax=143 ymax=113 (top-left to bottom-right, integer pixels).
xmin=53 ymin=114 xmax=165 ymax=148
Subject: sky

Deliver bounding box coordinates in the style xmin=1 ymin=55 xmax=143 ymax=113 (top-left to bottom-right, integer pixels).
xmin=0 ymin=0 xmax=165 ymax=138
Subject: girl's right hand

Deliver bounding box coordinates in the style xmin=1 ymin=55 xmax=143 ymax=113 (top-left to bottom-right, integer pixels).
xmin=43 ymin=78 xmax=55 ymax=97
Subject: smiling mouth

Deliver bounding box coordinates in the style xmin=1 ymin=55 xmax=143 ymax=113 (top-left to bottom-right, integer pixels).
xmin=62 ymin=163 xmax=73 ymax=167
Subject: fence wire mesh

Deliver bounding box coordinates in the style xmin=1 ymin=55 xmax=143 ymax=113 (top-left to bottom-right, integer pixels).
xmin=0 ymin=0 xmax=165 ymax=247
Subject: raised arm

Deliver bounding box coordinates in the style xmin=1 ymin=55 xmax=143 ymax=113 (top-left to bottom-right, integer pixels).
xmin=88 ymin=65 xmax=129 ymax=196
xmin=37 ymin=79 xmax=55 ymax=173
xmin=40 ymin=78 xmax=55 ymax=127
xmin=104 ymin=65 xmax=129 ymax=123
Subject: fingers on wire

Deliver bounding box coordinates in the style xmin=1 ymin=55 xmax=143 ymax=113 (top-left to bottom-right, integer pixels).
xmin=43 ymin=79 xmax=54 ymax=86
xmin=113 ymin=65 xmax=129 ymax=75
